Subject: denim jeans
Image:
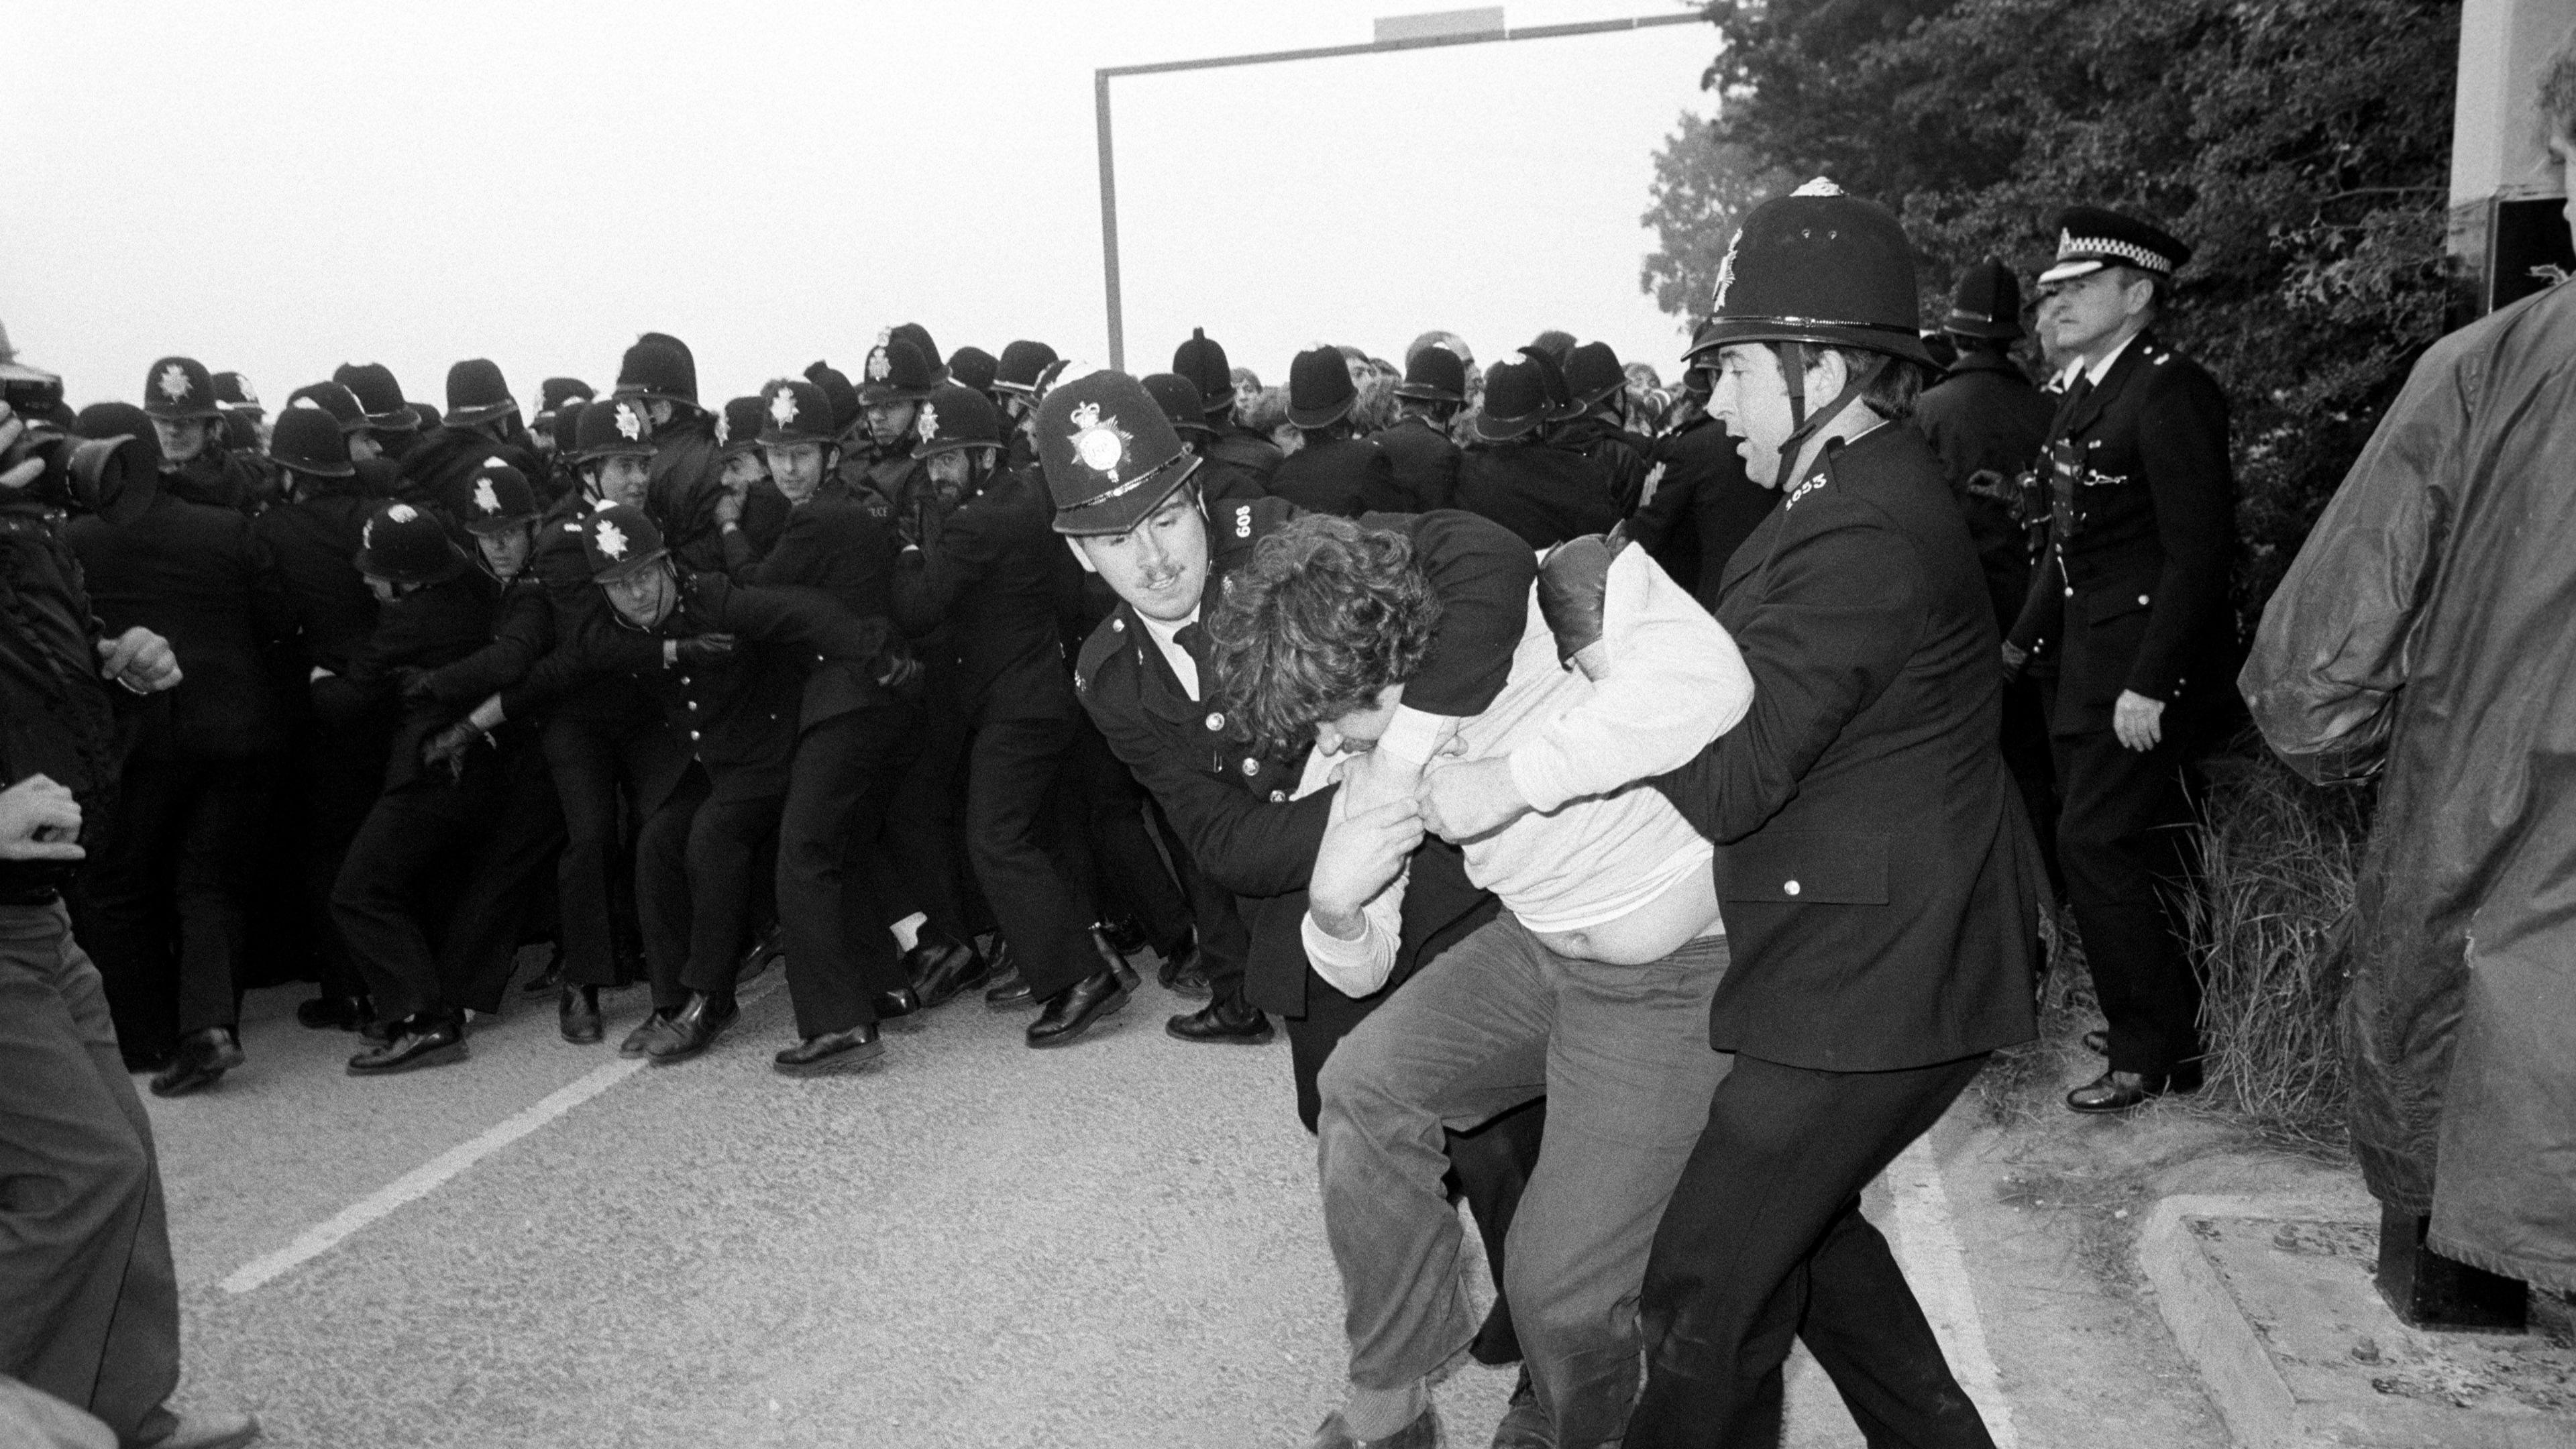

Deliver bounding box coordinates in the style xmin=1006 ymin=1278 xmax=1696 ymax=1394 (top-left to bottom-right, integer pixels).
xmin=1317 ymin=914 xmax=1730 ymax=1447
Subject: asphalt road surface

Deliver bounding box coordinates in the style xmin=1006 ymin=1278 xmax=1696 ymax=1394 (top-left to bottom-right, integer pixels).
xmin=144 ymin=952 xmax=2216 ymax=1448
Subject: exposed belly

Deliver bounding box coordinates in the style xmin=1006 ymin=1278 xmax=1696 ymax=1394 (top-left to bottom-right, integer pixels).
xmin=1531 ymin=864 xmax=1723 ymax=965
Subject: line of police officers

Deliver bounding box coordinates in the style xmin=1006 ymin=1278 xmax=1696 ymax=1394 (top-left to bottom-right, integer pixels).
xmin=37 ymin=206 xmax=2230 ymax=1118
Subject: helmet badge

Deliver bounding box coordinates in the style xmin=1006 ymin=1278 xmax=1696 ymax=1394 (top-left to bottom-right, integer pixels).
xmin=614 ymin=402 xmax=643 ymax=440
xmin=158 ymin=364 xmax=192 ymax=403
xmin=916 ymin=404 xmax=940 ymax=443
xmin=1067 ymin=401 xmax=1131 ymax=482
xmin=474 ymin=476 xmax=501 ymax=515
xmin=596 ymin=518 xmax=629 ymax=559
xmin=865 ymin=350 xmax=892 ymax=382
xmin=1711 ymin=228 xmax=1742 ymax=311
xmin=769 ymin=388 xmax=798 ymax=428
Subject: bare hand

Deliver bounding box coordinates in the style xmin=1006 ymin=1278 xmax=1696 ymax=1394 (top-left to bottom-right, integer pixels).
xmin=421 ymin=722 xmax=480 ymax=780
xmin=0 ymin=407 xmax=42 ymax=492
xmin=97 ymin=627 xmax=181 ymax=692
xmin=1308 ymin=788 xmax=1424 ymax=931
xmin=1417 ymin=755 xmax=1531 ymax=842
xmin=0 ymin=774 xmax=85 ymax=861
xmin=2112 ymin=690 xmax=2165 ymax=753
xmin=713 ymin=486 xmax=745 ymax=528
xmin=2000 ymin=641 xmax=2028 ymax=680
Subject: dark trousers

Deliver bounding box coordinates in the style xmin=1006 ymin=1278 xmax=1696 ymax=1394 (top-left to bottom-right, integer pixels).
xmin=881 ymin=681 xmax=977 ymax=943
xmin=0 ymin=903 xmax=179 ymax=1444
xmin=1629 ymin=1052 xmax=1994 ymax=1449
xmin=1069 ymin=716 xmax=1193 ymax=953
xmin=1998 ymin=675 xmax=2063 ymax=902
xmin=775 ymin=705 xmax=918 ymax=1038
xmin=637 ymin=769 xmax=782 ymax=1012
xmin=541 ymin=715 xmax=666 ymax=989
xmin=332 ymin=737 xmax=565 ymax=1020
xmin=2051 ymin=724 xmax=2202 ymax=1076
xmin=290 ymin=727 xmax=386 ymax=1001
xmin=961 ymin=710 xmax=1096 ymax=998
xmin=72 ymin=754 xmax=266 ymax=1056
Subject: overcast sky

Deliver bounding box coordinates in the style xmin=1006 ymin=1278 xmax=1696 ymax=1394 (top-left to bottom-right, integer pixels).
xmin=3 ymin=0 xmax=1717 ymax=416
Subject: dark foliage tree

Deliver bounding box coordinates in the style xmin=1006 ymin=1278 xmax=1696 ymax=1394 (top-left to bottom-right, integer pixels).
xmin=1640 ymin=0 xmax=2458 ymax=621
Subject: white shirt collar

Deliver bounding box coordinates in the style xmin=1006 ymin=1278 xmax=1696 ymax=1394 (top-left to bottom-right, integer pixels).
xmin=1136 ymin=604 xmax=1203 ymax=702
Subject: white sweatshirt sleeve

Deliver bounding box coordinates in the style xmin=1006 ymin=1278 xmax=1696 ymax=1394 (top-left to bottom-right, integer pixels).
xmin=1505 ymin=546 xmax=1754 ymax=814
xmin=1292 ymin=743 xmax=1409 ymax=998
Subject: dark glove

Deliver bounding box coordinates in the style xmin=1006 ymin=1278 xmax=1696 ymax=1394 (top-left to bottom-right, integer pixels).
xmin=421 ymin=722 xmax=480 ymax=780
xmin=673 ymin=633 xmax=737 ymax=668
xmin=1537 ymin=533 xmax=1626 ymax=670
xmin=394 ymin=665 xmax=439 ymax=702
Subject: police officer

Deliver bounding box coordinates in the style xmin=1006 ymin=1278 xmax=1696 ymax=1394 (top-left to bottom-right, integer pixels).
xmin=856 ymin=332 xmax=942 ymax=522
xmin=745 ymin=378 xmax=939 ymax=1074
xmin=64 ymin=401 xmax=292 ymax=1095
xmin=529 ymin=376 xmax=594 ymax=470
xmin=991 ymin=339 xmax=1060 ymax=474
xmin=574 ymin=502 xmax=910 ymax=1065
xmin=1917 ymin=260 xmax=2063 ymax=900
xmin=1555 ymin=341 xmax=1654 ymax=515
xmin=1267 ymin=347 xmax=1403 ymax=518
xmin=211 ymin=370 xmax=268 ymax=451
xmin=1142 ymin=374 xmax=1263 ymax=506
xmin=398 ymin=359 xmax=545 ymax=523
xmin=1623 ymin=322 xmax=1776 ymax=609
xmin=141 ymin=356 xmax=264 ymax=512
xmin=1454 ymin=358 xmax=1621 ymax=549
xmin=332 ymin=362 xmax=424 ymax=464
xmin=1368 ymin=343 xmax=1466 ymax=513
xmin=2004 ymin=207 xmax=2235 ymax=1114
xmin=892 ymin=381 xmax=1134 ymax=1047
xmin=254 ymin=401 xmax=390 ymax=1032
xmin=1173 ymin=327 xmax=1282 ymax=484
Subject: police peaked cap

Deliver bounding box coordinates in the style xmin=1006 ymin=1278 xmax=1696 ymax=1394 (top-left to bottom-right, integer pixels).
xmin=1141 ymin=374 xmax=1214 ymax=436
xmin=1040 ymin=369 xmax=1201 ymax=537
xmin=1285 ymin=347 xmax=1358 ymax=430
xmin=458 ymin=458 xmax=541 ymax=534
xmin=144 ymin=356 xmax=223 ymax=421
xmin=1392 ymin=345 xmax=1466 ymax=404
xmin=355 ymin=500 xmax=466 ymax=585
xmin=1169 ymin=329 xmax=1234 ymax=419
xmin=269 ymin=405 xmax=354 ymax=478
xmin=716 ymin=396 xmax=769 ymax=457
xmin=1472 ymin=360 xmax=1551 ymax=442
xmin=910 ymin=382 xmax=1003 ymax=458
xmin=444 ymin=358 xmax=518 ymax=427
xmin=2039 ymin=207 xmax=2191 ymax=285
xmin=333 ymin=362 xmax=420 ymax=432
xmin=994 ymin=340 xmax=1061 ymax=396
xmin=579 ymin=502 xmax=667 ymax=584
xmin=756 ymin=379 xmax=837 ymax=448
xmin=573 ymin=396 xmax=656 ymax=462
xmin=287 ymin=381 xmax=369 ymax=434
xmin=211 ymin=371 xmax=262 ymax=415
xmin=1691 ymin=178 xmax=1937 ymax=369
xmin=1941 ymin=260 xmax=2025 ymax=341
xmin=614 ymin=336 xmax=698 ymax=407
xmin=1562 ymin=341 xmax=1625 ymax=408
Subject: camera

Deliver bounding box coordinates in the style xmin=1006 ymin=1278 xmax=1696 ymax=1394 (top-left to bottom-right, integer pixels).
xmin=1 ymin=360 xmax=81 ymax=508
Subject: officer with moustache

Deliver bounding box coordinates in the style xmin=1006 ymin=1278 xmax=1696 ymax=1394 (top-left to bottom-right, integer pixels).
xmin=1055 ymin=369 xmax=1544 ymax=1364
xmin=1624 ymin=181 xmax=2041 ymax=1447
xmin=2002 ymin=209 xmax=2235 ymax=1114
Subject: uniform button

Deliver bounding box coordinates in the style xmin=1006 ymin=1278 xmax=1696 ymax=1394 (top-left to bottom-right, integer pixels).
xmin=1242 ymin=758 xmax=1258 ymax=776
xmin=686 ymin=700 xmax=697 ymax=709
xmin=2137 ymin=594 xmax=2150 ymax=606
xmin=1205 ymin=712 xmax=1224 ymax=731
xmin=1784 ymin=880 xmax=1801 ymax=897
xmin=1270 ymin=790 xmax=1286 ymax=802
xmin=689 ymin=730 xmax=701 ymax=740
xmin=2063 ymin=587 xmax=2074 ymax=598
xmin=1112 ymin=618 xmax=1125 ymax=632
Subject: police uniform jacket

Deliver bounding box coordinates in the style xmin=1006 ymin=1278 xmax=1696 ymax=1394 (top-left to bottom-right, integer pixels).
xmin=1203 ymin=421 xmax=1283 ymax=485
xmin=890 ymin=466 xmax=1079 ymax=722
xmin=1076 ymin=498 xmax=1531 ymax=1017
xmin=253 ymin=478 xmax=380 ymax=677
xmin=1368 ymin=415 xmax=1461 ymax=513
xmin=1193 ymin=452 xmax=1268 ymax=508
xmin=160 ymin=449 xmax=268 ymax=514
xmin=751 ymin=490 xmax=908 ymax=729
xmin=2004 ymin=332 xmax=2234 ymax=731
xmin=398 ymin=427 xmax=544 ymax=528
xmin=312 ymin=570 xmax=499 ymax=794
xmin=1626 ymin=407 xmax=1778 ymax=608
xmin=1554 ymin=417 xmax=1654 ymax=516
xmin=1454 ymin=439 xmax=1622 ymax=551
xmin=1266 ymin=436 xmax=1403 ymax=519
xmin=1649 ymin=423 xmax=2042 ymax=1071
xmin=67 ymin=484 xmax=292 ymax=763
xmin=1914 ymin=351 xmax=2054 ymax=635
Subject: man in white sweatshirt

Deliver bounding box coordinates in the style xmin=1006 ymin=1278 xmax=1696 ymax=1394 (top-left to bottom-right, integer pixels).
xmin=1203 ymin=516 xmax=1752 ymax=1449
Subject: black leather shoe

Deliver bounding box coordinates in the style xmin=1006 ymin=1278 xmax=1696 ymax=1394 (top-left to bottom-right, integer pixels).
xmin=1026 ymin=969 xmax=1130 ymax=1048
xmin=619 ymin=1008 xmax=677 ymax=1058
xmin=1096 ymin=929 xmax=1142 ymax=995
xmin=983 ymin=958 xmax=1034 ymax=1010
xmin=296 ymin=993 xmax=371 ymax=1030
xmin=1165 ymin=995 xmax=1273 ymax=1045
xmin=737 ymin=922 xmax=786 ymax=983
xmin=346 ymin=1014 xmax=466 ymax=1076
xmin=909 ymin=933 xmax=989 ymax=1008
xmin=2082 ymin=1028 xmax=2110 ymax=1057
xmin=521 ymin=945 xmax=565 ymax=996
xmin=1157 ymin=931 xmax=1211 ymax=998
xmin=1097 ymin=916 xmax=1150 ymax=956
xmin=2066 ymin=1063 xmax=2204 ymax=1114
xmin=872 ymin=985 xmax=924 ymax=1030
xmin=773 ymin=1022 xmax=883 ymax=1077
xmin=151 ymin=1026 xmax=245 ymax=1097
xmin=645 ymin=991 xmax=739 ymax=1065
xmin=1491 ymin=1369 xmax=1548 ymax=1449
xmin=559 ymin=985 xmax=603 ymax=1044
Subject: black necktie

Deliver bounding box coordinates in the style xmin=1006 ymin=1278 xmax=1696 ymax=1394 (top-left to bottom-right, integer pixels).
xmin=1174 ymin=623 xmax=1212 ymax=698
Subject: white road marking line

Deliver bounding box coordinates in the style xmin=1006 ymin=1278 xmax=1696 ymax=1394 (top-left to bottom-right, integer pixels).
xmin=219 ymin=975 xmax=786 ymax=1295
xmin=1886 ymin=1136 xmax=2018 ymax=1449
xmin=219 ymin=1057 xmax=645 ymax=1294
